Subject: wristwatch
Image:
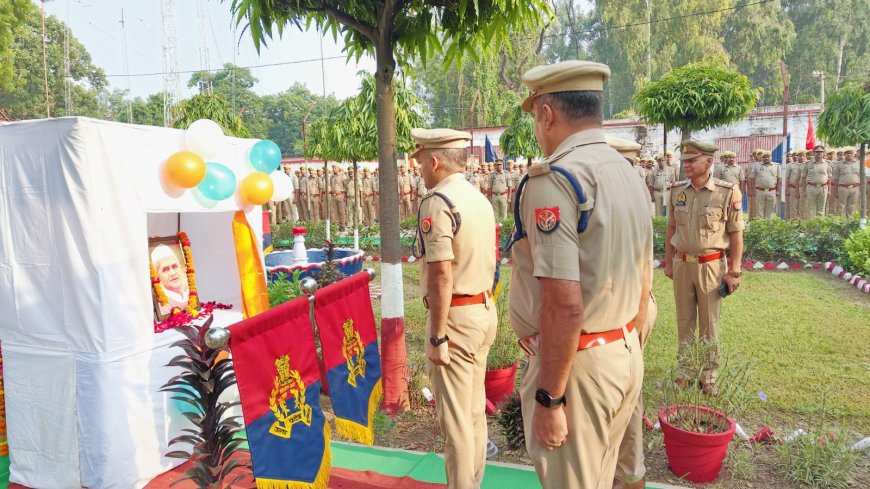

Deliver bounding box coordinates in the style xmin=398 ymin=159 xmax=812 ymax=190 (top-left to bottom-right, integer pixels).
xmin=728 ymin=270 xmax=742 ymax=278
xmin=429 ymin=334 xmax=449 ymax=347
xmin=535 ymin=388 xmax=567 ymax=408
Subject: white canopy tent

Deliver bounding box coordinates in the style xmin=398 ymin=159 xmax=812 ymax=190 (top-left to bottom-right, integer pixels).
xmin=0 ymin=117 xmax=264 ymax=488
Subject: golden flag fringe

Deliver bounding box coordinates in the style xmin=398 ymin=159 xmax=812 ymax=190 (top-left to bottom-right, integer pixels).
xmin=254 ymin=425 xmax=332 ymax=489
xmin=232 ymin=210 xmax=271 ymax=318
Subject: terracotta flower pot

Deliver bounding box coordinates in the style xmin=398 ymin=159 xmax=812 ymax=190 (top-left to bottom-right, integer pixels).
xmin=659 ymin=405 xmax=736 ymax=483
xmin=484 ymin=362 xmax=518 ymax=407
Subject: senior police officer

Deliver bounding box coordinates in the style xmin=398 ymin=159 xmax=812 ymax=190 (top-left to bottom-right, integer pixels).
xmin=510 ymin=61 xmax=650 ymax=489
xmin=665 ymin=140 xmax=744 ymax=395
xmin=412 ymin=128 xmax=497 ymax=489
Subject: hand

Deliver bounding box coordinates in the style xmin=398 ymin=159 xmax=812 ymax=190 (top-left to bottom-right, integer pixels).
xmin=426 ymin=341 xmax=450 ymax=366
xmin=664 ymin=260 xmax=673 ymax=280
xmin=723 ymin=272 xmax=741 ymax=294
xmin=534 ymin=404 xmax=568 ymax=451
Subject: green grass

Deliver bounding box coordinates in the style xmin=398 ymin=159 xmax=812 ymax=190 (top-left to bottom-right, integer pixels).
xmin=379 ymin=264 xmax=870 ymax=432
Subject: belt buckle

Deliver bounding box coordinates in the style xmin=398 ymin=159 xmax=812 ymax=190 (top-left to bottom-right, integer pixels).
xmin=685 ymin=254 xmax=699 ymax=263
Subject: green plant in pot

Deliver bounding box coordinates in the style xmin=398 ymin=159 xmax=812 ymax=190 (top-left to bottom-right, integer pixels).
xmin=485 ymin=287 xmax=522 ymax=407
xmin=651 ymin=340 xmax=753 ymax=483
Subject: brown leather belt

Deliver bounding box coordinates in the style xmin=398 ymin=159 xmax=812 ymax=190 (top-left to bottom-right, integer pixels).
xmin=839 ymin=183 xmax=860 ymax=188
xmin=366 ymin=193 xmax=374 ymax=197
xmin=807 ymin=182 xmax=828 ymax=187
xmin=676 ymin=249 xmax=724 ymax=264
xmin=519 ymin=321 xmax=635 ymax=355
xmin=423 ymin=291 xmax=492 ymax=309
xmin=756 ymin=186 xmax=776 ymax=191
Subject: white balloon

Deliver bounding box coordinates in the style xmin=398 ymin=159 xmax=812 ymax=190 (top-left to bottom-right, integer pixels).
xmin=185 ymin=119 xmax=225 ymax=159
xmin=270 ymin=170 xmax=294 ymax=202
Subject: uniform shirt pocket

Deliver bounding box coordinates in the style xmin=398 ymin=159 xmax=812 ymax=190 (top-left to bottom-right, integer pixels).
xmin=702 ymin=207 xmax=724 ymax=233
xmin=674 ymin=207 xmax=689 ymax=225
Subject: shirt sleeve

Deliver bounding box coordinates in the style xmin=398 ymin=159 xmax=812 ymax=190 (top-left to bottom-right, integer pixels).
xmin=521 ymin=175 xmax=581 ymax=281
xmin=420 ymin=196 xmax=455 ymax=263
xmin=725 ymin=185 xmax=745 ymax=232
xmin=666 ymin=187 xmax=677 ymax=228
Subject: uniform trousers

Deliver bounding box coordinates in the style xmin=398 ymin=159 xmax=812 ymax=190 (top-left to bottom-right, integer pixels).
xmin=491 ymin=194 xmax=508 ymax=220
xmin=330 ymin=194 xmax=347 ymax=227
xmin=806 ymin=186 xmax=828 ymax=218
xmin=615 ymin=294 xmax=658 ymax=484
xmin=652 ymin=191 xmax=667 ymax=216
xmin=754 ymin=190 xmax=776 ymax=219
xmin=401 ymin=194 xmax=413 ymax=220
xmin=362 ymin=197 xmax=375 ymax=226
xmin=428 ymin=300 xmax=497 ymax=489
xmin=788 ymin=188 xmax=799 ymax=219
xmin=838 ymin=186 xmax=859 ymax=217
xmin=673 ymin=256 xmax=724 ymax=384
xmin=521 ymin=328 xmax=642 ymax=489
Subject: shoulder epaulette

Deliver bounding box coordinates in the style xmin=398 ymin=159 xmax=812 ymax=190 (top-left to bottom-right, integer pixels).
xmin=670 ymin=180 xmax=688 ymax=189
xmin=713 ymin=178 xmax=735 ymax=189
xmin=528 ymin=162 xmax=551 ymax=178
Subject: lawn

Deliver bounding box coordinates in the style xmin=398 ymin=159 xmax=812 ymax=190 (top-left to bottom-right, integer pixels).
xmin=383 ymin=265 xmax=870 ymax=429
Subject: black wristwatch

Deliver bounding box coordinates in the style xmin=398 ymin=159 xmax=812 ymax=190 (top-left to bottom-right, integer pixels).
xmin=429 ymin=334 xmax=449 ymax=347
xmin=535 ymin=388 xmax=567 ymax=408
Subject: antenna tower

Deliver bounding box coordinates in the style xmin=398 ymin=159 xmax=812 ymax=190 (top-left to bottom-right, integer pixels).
xmin=196 ymin=0 xmax=212 ymax=93
xmin=160 ymin=0 xmax=181 ymax=126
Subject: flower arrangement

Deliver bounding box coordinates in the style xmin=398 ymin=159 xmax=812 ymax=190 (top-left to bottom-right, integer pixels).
xmin=151 ymin=231 xmax=218 ymax=333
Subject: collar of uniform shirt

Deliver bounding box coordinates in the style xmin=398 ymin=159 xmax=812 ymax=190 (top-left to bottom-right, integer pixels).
xmin=690 ymin=175 xmax=717 ymax=191
xmin=545 ymin=127 xmax=607 ymax=163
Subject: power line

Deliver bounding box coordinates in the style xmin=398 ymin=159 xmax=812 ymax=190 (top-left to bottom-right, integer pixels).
xmin=104 ymin=54 xmax=349 ymax=77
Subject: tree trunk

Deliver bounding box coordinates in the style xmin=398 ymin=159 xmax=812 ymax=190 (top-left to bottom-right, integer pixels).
xmin=374 ymin=38 xmax=410 ymax=413
xmin=860 ymin=142 xmax=867 ymax=228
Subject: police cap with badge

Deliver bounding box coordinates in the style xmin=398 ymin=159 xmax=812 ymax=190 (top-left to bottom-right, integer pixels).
xmin=679 ymin=139 xmax=719 ymax=161
xmin=606 ymin=137 xmax=643 ymax=161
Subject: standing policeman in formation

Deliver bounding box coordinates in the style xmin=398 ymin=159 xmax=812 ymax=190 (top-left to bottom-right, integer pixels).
xmin=360 ymin=167 xmax=376 ymax=226
xmin=510 ymin=61 xmax=650 ymax=489
xmin=803 ymin=145 xmax=831 ymax=218
xmin=834 ymin=147 xmax=862 ymax=216
xmin=647 ymin=153 xmax=675 ymax=216
xmin=607 ymin=137 xmax=658 ymax=489
xmin=489 ymin=162 xmax=511 ymax=220
xmin=412 ymin=128 xmax=497 ymax=489
xmin=749 ymin=150 xmax=779 ymax=219
xmin=665 ymin=140 xmax=744 ymax=395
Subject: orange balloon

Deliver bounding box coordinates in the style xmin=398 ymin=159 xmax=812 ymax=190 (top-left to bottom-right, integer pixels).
xmin=165 ymin=151 xmax=206 ymax=188
xmin=240 ymin=172 xmax=274 ymax=205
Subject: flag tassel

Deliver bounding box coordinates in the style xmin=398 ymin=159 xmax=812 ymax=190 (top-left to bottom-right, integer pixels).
xmin=332 ymin=379 xmax=383 ymax=446
xmin=255 ymin=425 xmax=332 ymax=489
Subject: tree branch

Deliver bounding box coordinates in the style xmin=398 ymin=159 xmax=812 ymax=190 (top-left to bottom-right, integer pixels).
xmin=309 ymin=1 xmax=377 ymax=42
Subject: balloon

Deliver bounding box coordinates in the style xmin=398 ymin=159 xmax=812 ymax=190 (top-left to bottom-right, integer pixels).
xmin=197 ymin=162 xmax=237 ymax=201
xmin=270 ymin=170 xmax=293 ymax=202
xmin=249 ymin=140 xmax=282 ymax=173
xmin=240 ymin=172 xmax=274 ymax=205
xmin=165 ymin=151 xmax=206 ymax=188
xmin=185 ymin=119 xmax=225 ymax=159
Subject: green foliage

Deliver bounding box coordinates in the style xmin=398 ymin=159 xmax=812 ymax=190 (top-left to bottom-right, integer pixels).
xmin=0 ymin=0 xmax=29 ymax=93
xmin=776 ymin=393 xmax=863 ymax=488
xmin=652 ymin=340 xmax=754 ymax=434
xmin=487 ymin=283 xmax=522 ymax=370
xmin=499 ymin=106 xmax=541 ymax=163
xmin=739 ymin=217 xmax=859 ymax=264
xmin=159 ymin=317 xmax=249 ymax=488
xmin=272 ymin=220 xmax=339 ymax=249
xmin=496 ymin=392 xmax=525 ymax=451
xmin=314 ymin=240 xmax=346 ymax=287
xmin=843 ymin=226 xmax=870 ymax=276
xmin=372 ymin=408 xmax=398 ymax=442
xmin=268 ymin=270 xmax=305 ymax=308
xmin=634 ymin=61 xmax=757 ymax=135
xmin=173 ymin=93 xmax=251 ymax=137
xmin=817 ymin=83 xmax=870 ymax=147
xmin=651 ymin=216 xmax=667 ymax=256
xmin=725 ymin=441 xmax=757 ymax=481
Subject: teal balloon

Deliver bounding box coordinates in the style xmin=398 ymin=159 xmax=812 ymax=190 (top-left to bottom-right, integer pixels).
xmin=249 ymin=140 xmax=282 ymax=173
xmin=197 ymin=162 xmax=237 ymax=201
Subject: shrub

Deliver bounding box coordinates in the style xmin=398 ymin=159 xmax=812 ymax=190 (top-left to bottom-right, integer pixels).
xmin=844 ymin=226 xmax=870 ymax=276
xmin=487 ymin=286 xmax=522 ymax=370
xmin=267 ymin=270 xmax=304 ymax=308
xmin=273 ymin=220 xmax=339 ymax=249
xmin=777 ymin=428 xmax=862 ymax=489
xmin=496 ymin=393 xmax=525 ymax=451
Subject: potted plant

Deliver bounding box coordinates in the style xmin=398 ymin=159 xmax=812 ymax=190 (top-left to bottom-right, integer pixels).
xmin=653 ymin=341 xmax=752 ymax=483
xmin=485 ymin=287 xmax=522 ymax=407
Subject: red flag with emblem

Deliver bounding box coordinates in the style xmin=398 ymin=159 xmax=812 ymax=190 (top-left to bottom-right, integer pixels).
xmin=806 ymin=115 xmax=816 ymax=150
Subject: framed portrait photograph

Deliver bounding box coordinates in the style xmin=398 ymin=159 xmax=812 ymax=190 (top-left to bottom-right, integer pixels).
xmin=149 ymin=234 xmax=199 ymax=322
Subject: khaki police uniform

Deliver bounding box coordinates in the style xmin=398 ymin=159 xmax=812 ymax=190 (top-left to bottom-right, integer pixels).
xmin=412 ymin=128 xmax=497 ymax=489
xmin=802 ymin=154 xmax=830 ymax=218
xmin=647 ymin=164 xmax=675 ymax=216
xmin=785 ymin=155 xmax=800 ymax=219
xmin=308 ymin=172 xmax=322 ymax=222
xmin=826 ymin=152 xmax=838 ymax=215
xmin=797 ymin=152 xmax=810 ymax=219
xmin=834 ymin=149 xmax=861 ymax=217
xmin=360 ymin=171 xmax=376 ymax=226
xmin=750 ymin=155 xmax=779 ymax=219
xmin=415 ymin=173 xmax=428 ymax=215
xmin=317 ymin=173 xmax=327 ymax=222
xmin=489 ymin=170 xmax=511 ymax=220
xmin=398 ymin=169 xmax=413 ymax=220
xmin=713 ymin=160 xmax=745 ymax=188
xmin=329 ymin=169 xmax=348 ymax=228
xmin=288 ymin=170 xmax=300 ymax=221
xmin=512 ymin=61 xmax=649 ymax=489
xmin=668 ymin=142 xmax=744 ymax=384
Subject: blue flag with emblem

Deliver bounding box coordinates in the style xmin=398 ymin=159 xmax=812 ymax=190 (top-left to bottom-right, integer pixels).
xmin=772 ymin=135 xmax=791 ymax=218
xmin=484 ymin=135 xmax=498 ymax=163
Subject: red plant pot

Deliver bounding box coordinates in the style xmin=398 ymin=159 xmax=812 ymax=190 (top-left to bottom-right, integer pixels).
xmin=484 ymin=362 xmax=518 ymax=407
xmin=659 ymin=405 xmax=736 ymax=483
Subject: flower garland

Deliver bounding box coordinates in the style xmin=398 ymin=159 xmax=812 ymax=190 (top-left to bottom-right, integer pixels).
xmin=154 ymin=301 xmax=232 ymax=333
xmin=152 ymin=231 xmax=211 ymax=332
xmin=177 ymin=232 xmax=199 ymax=315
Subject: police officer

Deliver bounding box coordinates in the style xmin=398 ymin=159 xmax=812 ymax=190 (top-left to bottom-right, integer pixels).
xmin=398 ymin=165 xmax=413 ymax=220
xmin=411 ymin=128 xmax=496 ymax=489
xmin=329 ymin=165 xmax=348 ymax=230
xmin=803 ymin=145 xmax=831 ymax=218
xmin=609 ymin=137 xmax=652 ymax=218
xmin=489 ymin=163 xmax=511 ymax=220
xmin=360 ymin=167 xmax=376 ymax=226
xmin=749 ymin=150 xmax=779 ymax=219
xmin=834 ymin=147 xmax=861 ymax=217
xmin=665 ymin=140 xmax=744 ymax=395
xmin=414 ymin=166 xmax=428 ymax=215
xmin=510 ymin=61 xmax=649 ymax=489
xmin=647 ymin=154 xmax=675 ymax=216
xmin=316 ymin=168 xmax=328 ymax=222
xmin=796 ymin=150 xmax=809 ymax=219
xmin=309 ymin=168 xmax=322 ymax=222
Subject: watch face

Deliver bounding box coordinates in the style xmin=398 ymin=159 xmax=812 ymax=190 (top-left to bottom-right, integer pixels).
xmin=535 ymin=389 xmax=551 ymax=407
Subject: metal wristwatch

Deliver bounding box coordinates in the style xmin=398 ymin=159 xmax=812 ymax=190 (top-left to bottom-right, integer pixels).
xmin=429 ymin=334 xmax=449 ymax=347
xmin=535 ymin=388 xmax=567 ymax=408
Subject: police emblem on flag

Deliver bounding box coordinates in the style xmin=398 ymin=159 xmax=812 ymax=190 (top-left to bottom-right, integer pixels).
xmin=535 ymin=207 xmax=560 ymax=233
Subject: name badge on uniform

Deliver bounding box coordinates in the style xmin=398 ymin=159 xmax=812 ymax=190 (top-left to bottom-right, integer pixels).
xmin=420 ymin=217 xmax=432 ymax=234
xmin=535 ymin=207 xmax=560 ymax=233
xmin=676 ymin=192 xmax=687 ymax=207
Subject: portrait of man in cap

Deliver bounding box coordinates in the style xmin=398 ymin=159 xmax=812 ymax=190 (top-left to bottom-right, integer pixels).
xmin=149 ymin=237 xmax=197 ymax=320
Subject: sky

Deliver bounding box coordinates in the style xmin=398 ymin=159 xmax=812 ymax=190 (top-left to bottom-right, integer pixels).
xmin=41 ymin=0 xmax=377 ymax=101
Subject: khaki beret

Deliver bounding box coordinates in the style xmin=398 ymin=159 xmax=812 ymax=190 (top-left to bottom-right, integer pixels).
xmin=843 ymin=146 xmax=856 ymax=153
xmin=410 ymin=128 xmax=471 ymax=151
xmin=826 ymin=148 xmax=835 ymax=154
xmin=762 ymin=150 xmax=772 ymax=157
xmin=679 ymin=140 xmax=719 ymax=160
xmin=520 ymin=60 xmax=610 ymax=112
xmin=721 ymin=151 xmax=735 ymax=158
xmin=813 ymin=144 xmax=826 ymax=152
xmin=606 ymin=137 xmax=642 ymax=158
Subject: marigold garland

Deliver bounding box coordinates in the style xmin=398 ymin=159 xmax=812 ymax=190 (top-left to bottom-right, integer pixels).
xmin=152 ymin=231 xmax=208 ymax=332
xmin=154 ymin=302 xmax=232 ymax=333
xmin=177 ymin=232 xmax=199 ymax=315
